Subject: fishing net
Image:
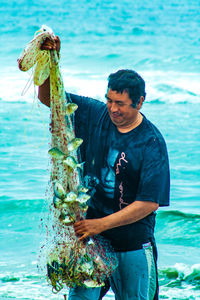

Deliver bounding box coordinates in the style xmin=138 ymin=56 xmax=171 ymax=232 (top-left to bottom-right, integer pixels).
xmin=18 ymin=25 xmax=118 ymax=294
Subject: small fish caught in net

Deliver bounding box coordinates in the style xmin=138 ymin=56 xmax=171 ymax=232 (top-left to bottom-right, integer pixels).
xmin=18 ymin=25 xmax=118 ymax=294
xmin=47 ymin=235 xmax=118 ymax=292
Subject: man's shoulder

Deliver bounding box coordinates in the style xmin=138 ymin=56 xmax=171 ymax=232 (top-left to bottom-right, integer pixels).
xmin=67 ymin=92 xmax=109 ymax=131
xmin=123 ymin=115 xmax=168 ymax=160
xmin=67 ymin=92 xmax=106 ymax=110
xmin=140 ymin=115 xmax=167 ymax=144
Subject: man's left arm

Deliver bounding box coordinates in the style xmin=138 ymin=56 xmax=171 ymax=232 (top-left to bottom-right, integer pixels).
xmin=74 ymin=200 xmax=158 ymax=241
xmin=74 ymin=134 xmax=169 ymax=240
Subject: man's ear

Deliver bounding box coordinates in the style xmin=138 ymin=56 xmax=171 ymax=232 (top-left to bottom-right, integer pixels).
xmin=136 ymin=96 xmax=144 ymax=110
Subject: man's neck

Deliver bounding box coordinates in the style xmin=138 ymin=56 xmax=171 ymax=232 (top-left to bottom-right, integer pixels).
xmin=117 ymin=113 xmax=143 ymax=133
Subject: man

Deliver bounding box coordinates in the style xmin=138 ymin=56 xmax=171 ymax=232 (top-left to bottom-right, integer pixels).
xmin=39 ymin=37 xmax=170 ymax=300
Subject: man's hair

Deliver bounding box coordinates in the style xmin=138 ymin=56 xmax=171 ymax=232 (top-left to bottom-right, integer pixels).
xmin=107 ymin=69 xmax=146 ymax=108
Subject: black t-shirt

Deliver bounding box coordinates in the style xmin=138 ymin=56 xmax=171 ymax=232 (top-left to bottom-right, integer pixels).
xmin=68 ymin=93 xmax=170 ymax=251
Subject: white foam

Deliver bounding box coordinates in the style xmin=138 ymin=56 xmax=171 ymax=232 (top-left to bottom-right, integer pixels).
xmin=62 ymin=71 xmax=107 ymax=101
xmin=143 ymin=70 xmax=200 ymax=103
xmin=0 ymin=66 xmax=38 ymax=102
xmin=1 ymin=66 xmax=200 ymax=104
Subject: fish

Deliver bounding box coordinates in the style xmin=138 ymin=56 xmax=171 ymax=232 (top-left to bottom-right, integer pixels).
xmin=54 ymin=182 xmax=66 ymax=199
xmin=93 ymin=255 xmax=105 ymax=268
xmin=94 ymin=256 xmax=107 ymax=272
xmin=80 ymin=262 xmax=94 ymax=276
xmin=63 ymin=191 xmax=90 ymax=207
xmin=65 ymin=128 xmax=75 ymax=141
xmin=18 ymin=26 xmax=119 ymax=292
xmin=78 ymin=202 xmax=88 ymax=212
xmin=53 ymin=196 xmax=63 ymax=209
xmin=48 ymin=147 xmax=66 ymax=160
xmin=67 ymin=138 xmax=83 ymax=152
xmin=76 ymin=193 xmax=91 ymax=204
xmin=63 ymin=156 xmax=84 ymax=171
xmin=87 ymin=238 xmax=95 ymax=246
xmin=83 ymin=279 xmax=104 ymax=288
xmin=78 ymin=185 xmax=89 ymax=193
xmin=61 ymin=217 xmax=73 ymax=225
xmin=59 ymin=213 xmax=74 ymax=225
xmin=63 ymin=191 xmax=78 ymax=203
xmin=65 ymin=103 xmax=78 ymax=115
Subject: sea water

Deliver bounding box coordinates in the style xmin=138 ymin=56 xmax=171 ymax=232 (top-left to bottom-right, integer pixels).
xmin=0 ymin=0 xmax=200 ymax=299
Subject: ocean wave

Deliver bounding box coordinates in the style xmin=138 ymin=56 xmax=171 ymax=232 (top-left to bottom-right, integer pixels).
xmin=0 ymin=264 xmax=199 ymax=300
xmin=0 ymin=269 xmax=114 ymax=299
xmin=0 ymin=270 xmax=63 ymax=300
xmin=144 ymin=70 xmax=200 ymax=104
xmin=159 ymin=263 xmax=200 ymax=286
xmin=156 ymin=210 xmax=200 ymax=247
xmin=1 ymin=67 xmax=199 ymax=104
xmin=158 ymin=210 xmax=200 ymax=220
xmin=159 ymin=263 xmax=200 ymax=299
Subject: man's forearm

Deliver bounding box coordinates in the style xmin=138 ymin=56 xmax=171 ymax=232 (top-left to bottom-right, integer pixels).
xmin=38 ymin=36 xmax=61 ymax=107
xmin=101 ymin=200 xmax=159 ymax=232
xmin=38 ymin=77 xmax=50 ymax=107
xmin=74 ymin=201 xmax=159 ymax=240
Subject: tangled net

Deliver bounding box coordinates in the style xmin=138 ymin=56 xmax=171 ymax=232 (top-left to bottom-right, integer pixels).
xmin=18 ymin=25 xmax=118 ymax=294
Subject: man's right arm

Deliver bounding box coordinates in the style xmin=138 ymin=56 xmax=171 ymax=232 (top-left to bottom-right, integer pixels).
xmin=38 ymin=36 xmax=61 ymax=107
xmin=38 ymin=77 xmax=50 ymax=107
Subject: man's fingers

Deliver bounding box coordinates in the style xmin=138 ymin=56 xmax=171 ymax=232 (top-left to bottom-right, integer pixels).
xmin=74 ymin=224 xmax=87 ymax=235
xmin=55 ymin=35 xmax=60 ymax=43
xmin=73 ymin=219 xmax=101 ymax=239
xmin=73 ymin=221 xmax=89 ymax=238
xmin=79 ymin=233 xmax=89 ymax=241
xmin=41 ymin=38 xmax=56 ymax=51
xmin=74 ymin=228 xmax=83 ymax=235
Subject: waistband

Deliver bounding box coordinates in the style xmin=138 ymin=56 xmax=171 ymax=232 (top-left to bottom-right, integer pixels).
xmin=113 ymin=238 xmax=156 ymax=252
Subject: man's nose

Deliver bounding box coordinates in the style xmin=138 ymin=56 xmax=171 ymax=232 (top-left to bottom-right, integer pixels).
xmin=110 ymin=102 xmax=118 ymax=112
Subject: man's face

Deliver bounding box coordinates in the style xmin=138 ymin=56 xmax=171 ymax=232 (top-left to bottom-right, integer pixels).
xmin=106 ymin=89 xmax=140 ymax=130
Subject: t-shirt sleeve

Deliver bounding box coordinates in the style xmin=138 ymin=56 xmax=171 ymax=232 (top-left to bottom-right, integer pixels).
xmin=66 ymin=92 xmax=105 ymax=129
xmin=135 ymin=136 xmax=170 ymax=206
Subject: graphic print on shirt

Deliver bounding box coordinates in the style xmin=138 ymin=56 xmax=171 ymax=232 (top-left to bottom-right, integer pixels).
xmin=116 ymin=152 xmax=128 ymax=174
xmin=119 ymin=181 xmax=129 ymax=209
xmin=116 ymin=152 xmax=129 ymax=209
xmin=101 ymin=148 xmax=119 ymax=198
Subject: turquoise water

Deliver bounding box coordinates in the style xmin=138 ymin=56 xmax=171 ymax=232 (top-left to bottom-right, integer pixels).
xmin=0 ymin=0 xmax=200 ymax=299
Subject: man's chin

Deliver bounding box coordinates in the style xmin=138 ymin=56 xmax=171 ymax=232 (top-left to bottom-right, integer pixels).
xmin=110 ymin=115 xmax=122 ymax=125
xmin=110 ymin=118 xmax=121 ymax=126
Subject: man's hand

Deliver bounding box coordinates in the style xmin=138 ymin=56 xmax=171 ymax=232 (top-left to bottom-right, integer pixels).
xmin=41 ymin=35 xmax=61 ymax=57
xmin=73 ymin=218 xmax=105 ymax=241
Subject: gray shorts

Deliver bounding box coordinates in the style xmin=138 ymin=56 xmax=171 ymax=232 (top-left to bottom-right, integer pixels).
xmin=68 ymin=242 xmax=157 ymax=300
